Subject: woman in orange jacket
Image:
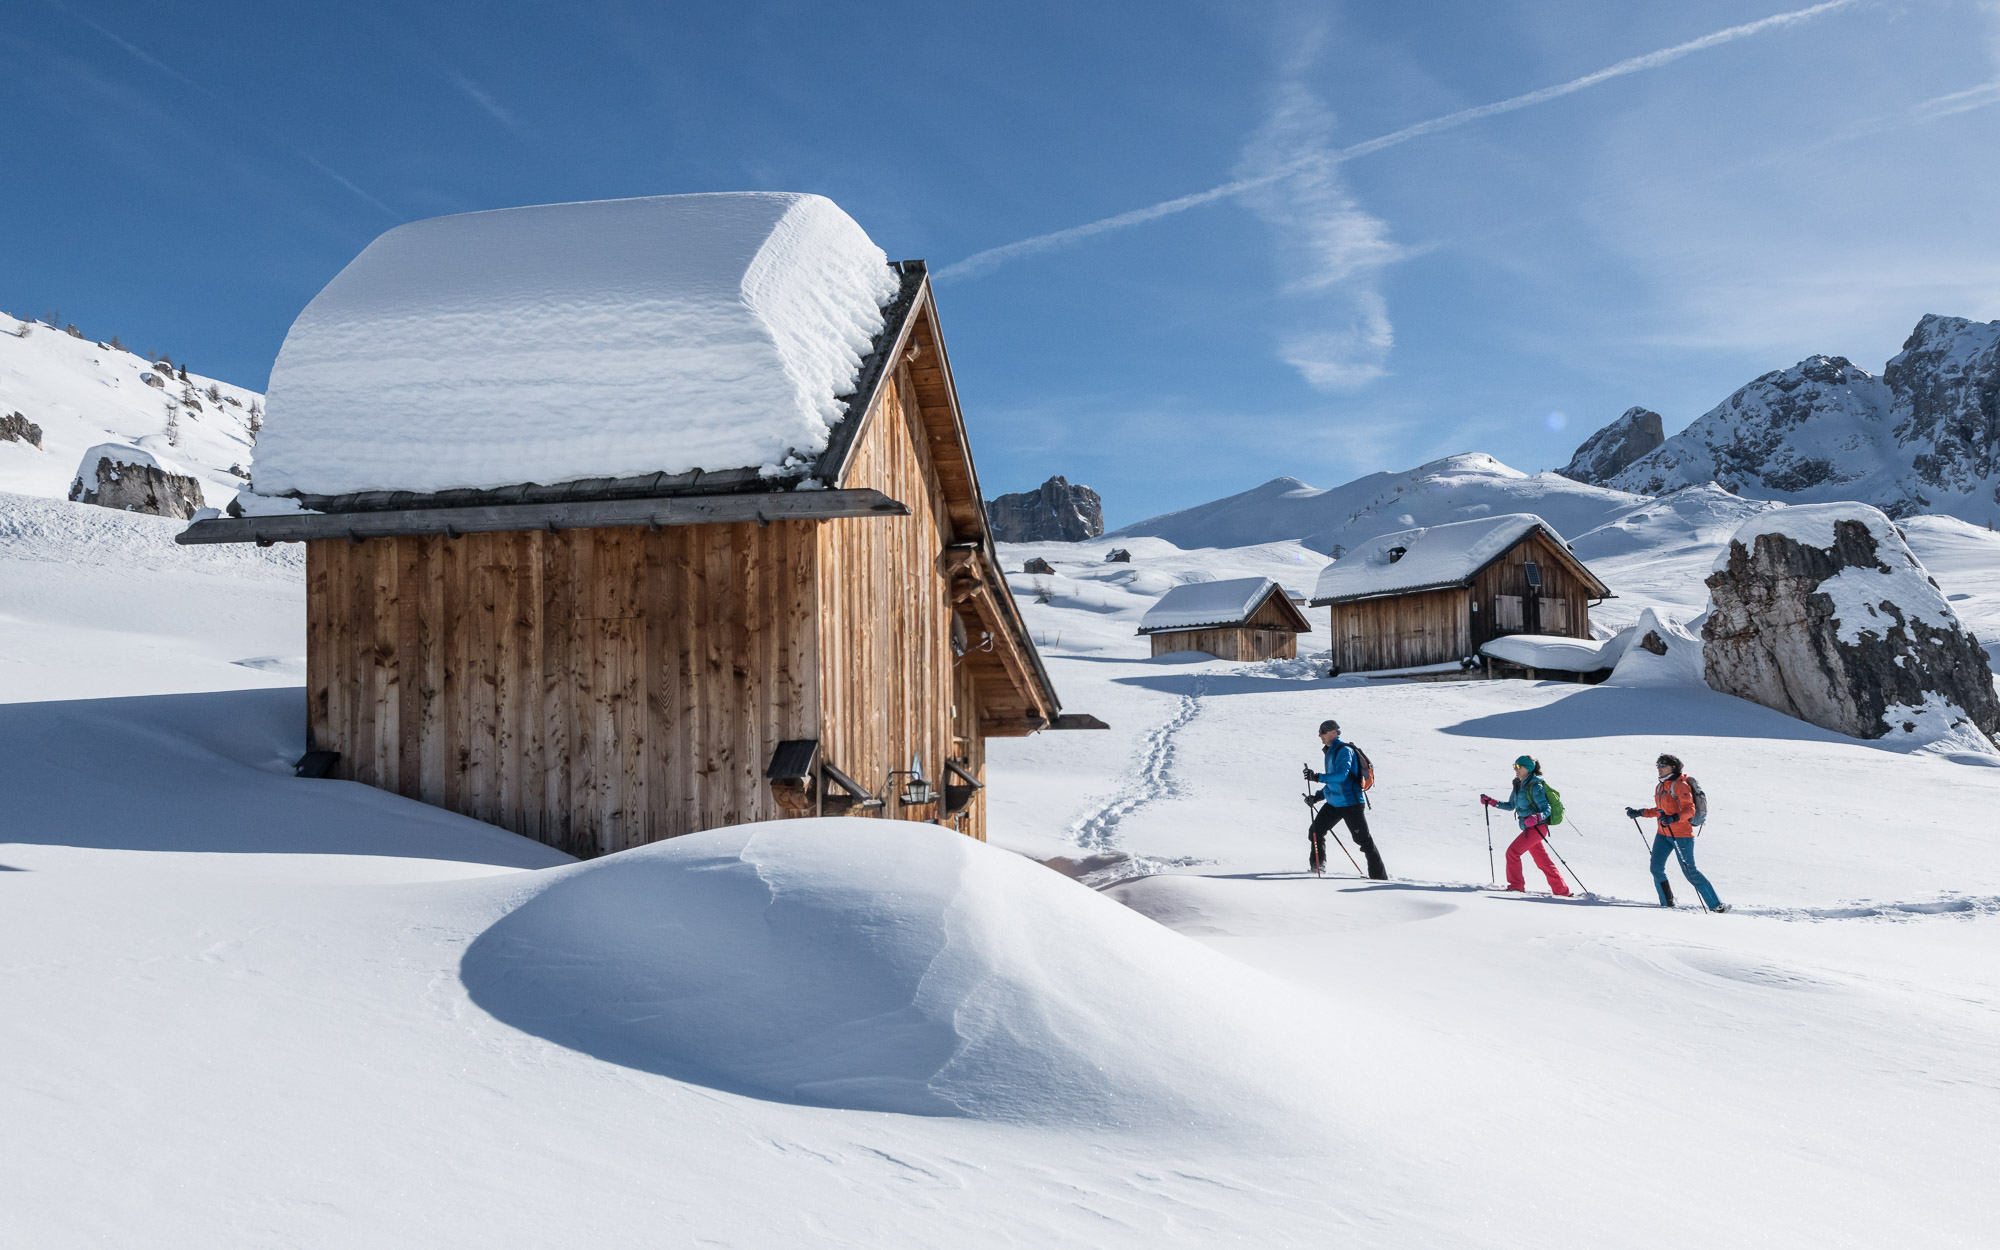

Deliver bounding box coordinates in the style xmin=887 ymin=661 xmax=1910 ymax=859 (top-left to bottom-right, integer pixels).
xmin=1626 ymin=753 xmax=1726 ymax=912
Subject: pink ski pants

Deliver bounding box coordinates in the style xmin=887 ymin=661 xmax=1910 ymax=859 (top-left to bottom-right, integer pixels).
xmin=1506 ymin=824 xmax=1570 ymax=895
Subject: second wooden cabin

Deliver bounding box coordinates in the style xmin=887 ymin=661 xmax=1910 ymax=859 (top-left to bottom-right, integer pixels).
xmin=1138 ymin=576 xmax=1312 ymax=661
xmin=1309 ymin=513 xmax=1611 ymax=674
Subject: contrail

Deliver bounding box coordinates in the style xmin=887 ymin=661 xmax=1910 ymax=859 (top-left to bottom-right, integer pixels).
xmin=938 ymin=0 xmax=1858 ymax=280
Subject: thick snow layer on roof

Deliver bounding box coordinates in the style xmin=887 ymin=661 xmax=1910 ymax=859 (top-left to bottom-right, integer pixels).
xmin=1313 ymin=512 xmax=1551 ymax=603
xmin=1716 ymin=503 xmax=1958 ymax=644
xmin=1479 ymin=633 xmax=1616 ymax=673
xmin=250 ymin=192 xmax=901 ymax=498
xmin=1139 ymin=576 xmax=1280 ymax=631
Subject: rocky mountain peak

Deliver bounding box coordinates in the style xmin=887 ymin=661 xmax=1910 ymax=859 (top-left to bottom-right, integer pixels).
xmin=1558 ymin=406 xmax=1664 ymax=486
xmin=985 ymin=475 xmax=1105 ymax=543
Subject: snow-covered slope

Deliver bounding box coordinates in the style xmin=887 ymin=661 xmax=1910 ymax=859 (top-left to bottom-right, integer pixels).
xmin=0 ymin=313 xmax=263 ymax=508
xmin=1609 ymin=315 xmax=2000 ymax=525
xmin=1111 ymin=452 xmax=1645 ymax=555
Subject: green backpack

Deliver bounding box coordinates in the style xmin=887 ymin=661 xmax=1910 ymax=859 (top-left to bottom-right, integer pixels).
xmin=1540 ymin=779 xmax=1565 ymax=826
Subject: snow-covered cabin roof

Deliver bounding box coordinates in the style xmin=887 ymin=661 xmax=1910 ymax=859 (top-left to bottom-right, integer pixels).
xmin=1139 ymin=577 xmax=1307 ymax=634
xmin=1311 ymin=512 xmax=1606 ymax=604
xmin=249 ymin=192 xmax=902 ymax=500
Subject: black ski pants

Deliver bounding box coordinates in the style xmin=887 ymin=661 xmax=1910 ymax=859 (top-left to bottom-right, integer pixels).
xmin=1311 ymin=802 xmax=1387 ymax=879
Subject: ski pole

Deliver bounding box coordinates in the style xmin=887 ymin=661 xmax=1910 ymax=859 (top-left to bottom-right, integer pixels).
xmin=1540 ymin=826 xmax=1589 ymax=895
xmin=1629 ymin=815 xmax=1653 ymax=853
xmin=1483 ymin=803 xmax=1495 ymax=885
xmin=1329 ymin=826 xmax=1363 ymax=876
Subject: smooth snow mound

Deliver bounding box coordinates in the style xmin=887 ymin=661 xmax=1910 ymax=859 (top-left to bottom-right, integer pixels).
xmin=462 ymin=820 xmax=1335 ymax=1142
xmin=1480 ymin=633 xmax=1616 ymax=672
xmin=252 ymin=193 xmax=901 ymax=498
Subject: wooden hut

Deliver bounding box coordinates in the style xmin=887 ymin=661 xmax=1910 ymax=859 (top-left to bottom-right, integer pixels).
xmin=178 ymin=192 xmax=1097 ymax=855
xmin=1309 ymin=513 xmax=1611 ymax=674
xmin=1022 ymin=557 xmax=1055 ymax=575
xmin=1105 ymin=548 xmax=1131 ymax=563
xmin=1138 ymin=577 xmax=1311 ymax=660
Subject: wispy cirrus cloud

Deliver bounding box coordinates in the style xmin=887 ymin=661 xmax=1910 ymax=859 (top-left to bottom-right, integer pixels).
xmin=936 ymin=0 xmax=1862 ymax=284
xmin=1235 ymin=84 xmax=1405 ymax=390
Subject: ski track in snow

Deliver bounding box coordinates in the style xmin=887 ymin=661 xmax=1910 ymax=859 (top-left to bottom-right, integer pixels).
xmin=1068 ymin=678 xmax=1207 ymax=860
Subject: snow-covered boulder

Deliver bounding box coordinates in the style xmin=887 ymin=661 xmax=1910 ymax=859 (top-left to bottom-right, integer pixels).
xmin=1607 ymin=608 xmax=1704 ymax=688
xmin=1558 ymin=406 xmax=1664 ymax=486
xmin=68 ymin=443 xmax=206 ymax=519
xmin=1478 ymin=633 xmax=1618 ymax=674
xmin=461 ymin=819 xmax=1333 ymax=1140
xmin=249 ymin=192 xmax=902 ymax=500
xmin=1702 ymin=505 xmax=2000 ymax=753
xmin=985 ymin=475 xmax=1104 ymax=543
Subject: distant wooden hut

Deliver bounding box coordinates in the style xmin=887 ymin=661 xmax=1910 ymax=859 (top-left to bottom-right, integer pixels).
xmin=1309 ymin=513 xmax=1611 ymax=674
xmin=178 ymin=193 xmax=1099 ymax=854
xmin=1022 ymin=557 xmax=1055 ymax=575
xmin=1105 ymin=548 xmax=1131 ymax=563
xmin=1138 ymin=577 xmax=1312 ymax=661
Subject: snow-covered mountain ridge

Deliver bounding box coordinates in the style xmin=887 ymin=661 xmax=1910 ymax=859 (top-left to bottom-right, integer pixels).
xmin=0 ymin=312 xmax=264 ymax=510
xmin=1609 ymin=314 xmax=2000 ymax=523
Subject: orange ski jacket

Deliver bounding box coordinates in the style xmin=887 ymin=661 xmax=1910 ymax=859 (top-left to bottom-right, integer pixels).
xmin=1640 ymin=775 xmax=1697 ymax=838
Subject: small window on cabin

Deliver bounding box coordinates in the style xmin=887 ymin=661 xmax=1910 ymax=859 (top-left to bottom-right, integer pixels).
xmin=1523 ymin=561 xmax=1542 ymax=588
xmin=1387 ymin=546 xmax=1407 ymax=564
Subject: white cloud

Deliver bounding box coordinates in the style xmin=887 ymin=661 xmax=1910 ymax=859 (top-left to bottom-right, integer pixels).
xmin=1237 ymin=85 xmax=1405 ymax=390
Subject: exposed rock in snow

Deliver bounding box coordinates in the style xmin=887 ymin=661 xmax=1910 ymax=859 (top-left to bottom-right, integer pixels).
xmin=1558 ymin=407 xmax=1664 ymax=486
xmin=1608 ymin=315 xmax=2000 ymax=525
xmin=1703 ymin=504 xmax=1999 ymax=755
xmin=985 ymin=475 xmax=1104 ymax=543
xmin=1 ymin=411 xmax=42 ymax=448
xmin=1607 ymin=608 xmax=1704 ymax=688
xmin=67 ymin=443 xmax=206 ymax=519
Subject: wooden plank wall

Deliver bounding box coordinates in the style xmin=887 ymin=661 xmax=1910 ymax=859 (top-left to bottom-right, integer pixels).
xmin=1468 ymin=533 xmax=1594 ymax=646
xmin=1326 ymin=587 xmax=1472 ymax=672
xmin=817 ymin=363 xmax=986 ymax=839
xmin=305 ymin=519 xmax=820 ymax=858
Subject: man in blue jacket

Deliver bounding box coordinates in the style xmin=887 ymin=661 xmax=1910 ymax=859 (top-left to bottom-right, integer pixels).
xmin=1303 ymin=719 xmax=1387 ymax=879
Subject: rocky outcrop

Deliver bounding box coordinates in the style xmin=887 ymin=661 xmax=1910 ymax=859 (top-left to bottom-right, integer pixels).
xmin=68 ymin=444 xmax=206 ymax=519
xmin=985 ymin=476 xmax=1103 ymax=543
xmin=1558 ymin=407 xmax=1664 ymax=485
xmin=1885 ymin=314 xmax=2000 ymax=511
xmin=1703 ymin=504 xmax=1999 ymax=750
xmin=1 ymin=411 xmax=42 ymax=448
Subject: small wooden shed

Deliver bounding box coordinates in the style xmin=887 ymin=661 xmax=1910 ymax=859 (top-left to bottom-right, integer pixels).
xmin=1022 ymin=557 xmax=1055 ymax=575
xmin=1309 ymin=513 xmax=1611 ymax=674
xmin=178 ymin=193 xmax=1097 ymax=855
xmin=1138 ymin=577 xmax=1312 ymax=661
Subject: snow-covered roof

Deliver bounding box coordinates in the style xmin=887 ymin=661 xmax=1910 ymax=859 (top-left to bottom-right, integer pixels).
xmin=250 ymin=192 xmax=901 ymax=499
xmin=1312 ymin=513 xmax=1580 ymax=604
xmin=1139 ymin=577 xmax=1293 ymax=632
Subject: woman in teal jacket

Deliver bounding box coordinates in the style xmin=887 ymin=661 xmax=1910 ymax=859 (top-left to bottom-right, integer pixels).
xmin=1481 ymin=755 xmax=1570 ymax=896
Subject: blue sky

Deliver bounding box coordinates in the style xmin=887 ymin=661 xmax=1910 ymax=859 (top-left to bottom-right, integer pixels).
xmin=4 ymin=1 xmax=1998 ymax=526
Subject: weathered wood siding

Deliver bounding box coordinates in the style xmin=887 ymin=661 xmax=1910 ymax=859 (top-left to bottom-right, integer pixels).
xmin=1147 ymin=626 xmax=1298 ymax=661
xmin=818 ymin=363 xmax=989 ymax=839
xmin=1469 ymin=532 xmax=1593 ymax=647
xmin=305 ymin=520 xmax=820 ymax=858
xmin=1325 ymin=588 xmax=1471 ymax=672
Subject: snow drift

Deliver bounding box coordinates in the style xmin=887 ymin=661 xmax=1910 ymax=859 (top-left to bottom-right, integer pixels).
xmin=462 ymin=819 xmax=1335 ymax=1141
xmin=252 ymin=192 xmax=902 ymax=498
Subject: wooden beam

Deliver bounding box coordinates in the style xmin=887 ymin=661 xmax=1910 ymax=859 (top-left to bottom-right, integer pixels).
xmin=175 ymin=490 xmax=910 ymax=545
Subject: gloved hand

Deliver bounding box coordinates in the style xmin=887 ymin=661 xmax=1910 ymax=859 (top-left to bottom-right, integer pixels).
xmin=1480 ymin=794 xmax=1497 ymax=807
xmin=1625 ymin=807 xmax=1642 ymax=819
xmin=1302 ymin=764 xmax=1317 ymax=783
xmin=1303 ymin=790 xmax=1323 ymax=806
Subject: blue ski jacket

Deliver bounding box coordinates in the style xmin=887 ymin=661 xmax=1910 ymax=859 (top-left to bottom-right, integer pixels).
xmin=1494 ymin=776 xmax=1552 ymax=831
xmin=1313 ymin=739 xmax=1364 ymax=808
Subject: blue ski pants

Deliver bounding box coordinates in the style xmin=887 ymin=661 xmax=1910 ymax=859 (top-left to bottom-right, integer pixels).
xmin=1651 ymin=834 xmax=1721 ymax=910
